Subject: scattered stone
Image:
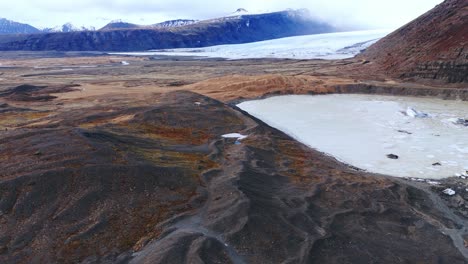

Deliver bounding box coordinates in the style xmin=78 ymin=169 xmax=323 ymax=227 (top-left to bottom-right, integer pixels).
xmin=387 ymin=154 xmax=399 ymax=159
xmin=34 ymin=151 xmax=42 ymax=156
xmin=443 ymin=188 xmax=456 ymax=196
xmin=397 ymin=130 xmax=413 ymax=135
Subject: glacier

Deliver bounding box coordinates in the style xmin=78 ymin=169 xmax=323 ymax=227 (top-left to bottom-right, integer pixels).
xmin=111 ymin=29 xmax=391 ymax=60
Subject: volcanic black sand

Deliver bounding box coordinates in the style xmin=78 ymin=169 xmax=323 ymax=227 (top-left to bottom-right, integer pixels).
xmin=0 ymin=53 xmax=467 ymax=263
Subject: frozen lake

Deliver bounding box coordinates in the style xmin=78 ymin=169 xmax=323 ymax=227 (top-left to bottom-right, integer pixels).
xmin=238 ymin=94 xmax=468 ymax=179
xmin=111 ymin=29 xmax=391 ymax=60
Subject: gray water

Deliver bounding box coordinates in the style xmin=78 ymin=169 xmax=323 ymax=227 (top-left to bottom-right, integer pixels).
xmin=238 ymin=94 xmax=468 ymax=179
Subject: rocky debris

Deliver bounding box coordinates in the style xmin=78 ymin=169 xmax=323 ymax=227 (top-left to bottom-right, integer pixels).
xmin=1 ymin=91 xmax=467 ymax=263
xmin=387 ymin=154 xmax=399 ymax=159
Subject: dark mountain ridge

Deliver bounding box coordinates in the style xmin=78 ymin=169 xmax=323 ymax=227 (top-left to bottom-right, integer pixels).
xmin=359 ymin=0 xmax=468 ymax=83
xmin=0 ymin=10 xmax=335 ymax=51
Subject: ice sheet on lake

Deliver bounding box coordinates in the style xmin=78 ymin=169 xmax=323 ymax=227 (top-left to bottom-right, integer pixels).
xmin=110 ymin=29 xmax=391 ymax=60
xmin=222 ymin=133 xmax=248 ymax=140
xmin=237 ymin=94 xmax=468 ymax=179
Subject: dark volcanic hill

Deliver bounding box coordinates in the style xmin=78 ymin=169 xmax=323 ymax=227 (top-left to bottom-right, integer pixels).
xmin=359 ymin=0 xmax=468 ymax=83
xmin=99 ymin=21 xmax=141 ymax=31
xmin=0 ymin=10 xmax=335 ymax=51
xmin=0 ymin=18 xmax=40 ymax=35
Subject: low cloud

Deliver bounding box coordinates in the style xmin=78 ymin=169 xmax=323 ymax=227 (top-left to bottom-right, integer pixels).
xmin=1 ymin=0 xmax=443 ymax=30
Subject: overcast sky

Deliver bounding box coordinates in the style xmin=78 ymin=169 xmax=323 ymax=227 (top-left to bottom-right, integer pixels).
xmin=2 ymin=0 xmax=444 ymax=30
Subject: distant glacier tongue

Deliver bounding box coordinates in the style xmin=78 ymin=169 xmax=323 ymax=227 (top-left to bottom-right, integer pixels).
xmin=237 ymin=94 xmax=468 ymax=179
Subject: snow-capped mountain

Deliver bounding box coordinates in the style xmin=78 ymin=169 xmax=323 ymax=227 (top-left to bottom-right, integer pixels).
xmin=99 ymin=20 xmax=140 ymax=31
xmin=152 ymin=19 xmax=198 ymax=28
xmin=0 ymin=18 xmax=40 ymax=34
xmin=42 ymin=23 xmax=94 ymax=33
xmin=0 ymin=9 xmax=337 ymax=51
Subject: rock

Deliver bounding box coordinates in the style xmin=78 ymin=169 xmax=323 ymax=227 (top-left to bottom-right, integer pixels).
xmin=432 ymin=162 xmax=442 ymax=166
xmin=397 ymin=129 xmax=413 ymax=135
xmin=386 ymin=154 xmax=399 ymax=159
xmin=449 ymin=118 xmax=468 ymax=126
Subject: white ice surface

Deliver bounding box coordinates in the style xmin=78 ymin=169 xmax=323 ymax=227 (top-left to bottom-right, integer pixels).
xmin=110 ymin=29 xmax=391 ymax=60
xmin=237 ymin=94 xmax=468 ymax=179
xmin=222 ymin=133 xmax=248 ymax=140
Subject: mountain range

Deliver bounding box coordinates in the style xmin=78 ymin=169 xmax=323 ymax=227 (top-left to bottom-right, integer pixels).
xmin=0 ymin=9 xmax=336 ymax=51
xmin=0 ymin=18 xmax=95 ymax=34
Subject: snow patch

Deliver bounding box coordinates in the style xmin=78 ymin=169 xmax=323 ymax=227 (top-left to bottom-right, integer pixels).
xmin=442 ymin=188 xmax=456 ymax=196
xmin=222 ymin=133 xmax=248 ymax=140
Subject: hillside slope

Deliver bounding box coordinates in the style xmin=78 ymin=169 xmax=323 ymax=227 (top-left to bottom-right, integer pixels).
xmin=359 ymin=0 xmax=468 ymax=83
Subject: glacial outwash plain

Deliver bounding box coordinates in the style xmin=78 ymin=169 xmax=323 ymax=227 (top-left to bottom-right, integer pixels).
xmin=0 ymin=0 xmax=467 ymax=263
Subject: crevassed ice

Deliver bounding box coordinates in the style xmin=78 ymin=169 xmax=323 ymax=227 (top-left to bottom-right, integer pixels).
xmin=110 ymin=29 xmax=391 ymax=60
